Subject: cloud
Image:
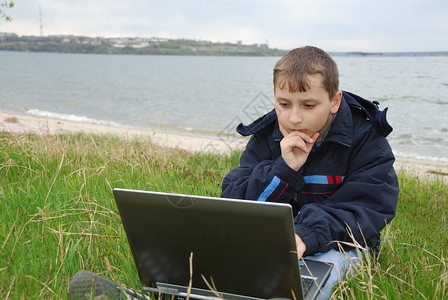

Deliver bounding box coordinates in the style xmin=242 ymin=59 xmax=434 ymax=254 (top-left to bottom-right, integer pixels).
xmin=2 ymin=0 xmax=447 ymax=51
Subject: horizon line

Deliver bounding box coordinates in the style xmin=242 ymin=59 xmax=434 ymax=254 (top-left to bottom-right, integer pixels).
xmin=1 ymin=31 xmax=447 ymax=54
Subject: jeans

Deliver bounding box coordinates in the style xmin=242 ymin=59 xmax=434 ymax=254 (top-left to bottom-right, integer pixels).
xmin=304 ymin=249 xmax=363 ymax=300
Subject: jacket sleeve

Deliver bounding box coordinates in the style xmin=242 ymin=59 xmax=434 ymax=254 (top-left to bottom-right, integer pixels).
xmin=221 ymin=132 xmax=303 ymax=203
xmin=294 ymin=130 xmax=399 ymax=256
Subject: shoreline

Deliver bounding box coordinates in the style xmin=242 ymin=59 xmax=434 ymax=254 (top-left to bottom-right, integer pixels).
xmin=0 ymin=111 xmax=248 ymax=154
xmin=1 ymin=111 xmax=447 ymax=180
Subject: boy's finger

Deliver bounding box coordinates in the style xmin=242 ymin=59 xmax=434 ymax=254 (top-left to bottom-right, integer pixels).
xmin=286 ymin=130 xmax=314 ymax=143
xmin=308 ymin=132 xmax=320 ymax=145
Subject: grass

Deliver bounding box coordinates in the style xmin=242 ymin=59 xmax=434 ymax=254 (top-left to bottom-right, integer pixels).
xmin=0 ymin=131 xmax=447 ymax=299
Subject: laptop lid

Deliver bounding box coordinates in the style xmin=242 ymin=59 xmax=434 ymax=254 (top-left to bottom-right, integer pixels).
xmin=113 ymin=188 xmax=330 ymax=299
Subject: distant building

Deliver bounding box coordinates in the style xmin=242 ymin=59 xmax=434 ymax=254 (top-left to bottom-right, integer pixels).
xmin=110 ymin=38 xmax=149 ymax=48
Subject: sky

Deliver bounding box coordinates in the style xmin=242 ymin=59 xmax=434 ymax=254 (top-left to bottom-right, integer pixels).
xmin=1 ymin=0 xmax=447 ymax=52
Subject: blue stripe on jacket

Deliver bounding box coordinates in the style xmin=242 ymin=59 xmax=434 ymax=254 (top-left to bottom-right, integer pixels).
xmin=257 ymin=176 xmax=281 ymax=202
xmin=304 ymin=175 xmax=345 ymax=184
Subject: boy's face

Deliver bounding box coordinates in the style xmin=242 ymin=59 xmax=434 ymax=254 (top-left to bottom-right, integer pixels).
xmin=274 ymin=74 xmax=342 ymax=139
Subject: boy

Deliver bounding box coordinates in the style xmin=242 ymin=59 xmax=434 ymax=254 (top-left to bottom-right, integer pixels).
xmin=221 ymin=46 xmax=399 ymax=298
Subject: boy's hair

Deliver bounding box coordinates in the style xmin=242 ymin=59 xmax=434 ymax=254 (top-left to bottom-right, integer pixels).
xmin=273 ymin=46 xmax=339 ymax=98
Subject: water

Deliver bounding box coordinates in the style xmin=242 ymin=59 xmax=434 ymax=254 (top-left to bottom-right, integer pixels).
xmin=1 ymin=51 xmax=447 ymax=163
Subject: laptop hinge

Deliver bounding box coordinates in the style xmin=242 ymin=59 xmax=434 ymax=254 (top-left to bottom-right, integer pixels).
xmin=144 ymin=285 xmax=181 ymax=295
xmin=145 ymin=282 xmax=264 ymax=300
xmin=145 ymin=284 xmax=222 ymax=300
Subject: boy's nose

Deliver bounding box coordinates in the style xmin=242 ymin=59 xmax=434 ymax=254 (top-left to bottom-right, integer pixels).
xmin=289 ymin=108 xmax=303 ymax=124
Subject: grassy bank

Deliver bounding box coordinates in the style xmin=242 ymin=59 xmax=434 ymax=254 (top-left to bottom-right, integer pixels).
xmin=0 ymin=132 xmax=447 ymax=299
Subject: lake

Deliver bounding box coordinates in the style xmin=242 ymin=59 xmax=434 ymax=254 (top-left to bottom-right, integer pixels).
xmin=1 ymin=51 xmax=447 ymax=163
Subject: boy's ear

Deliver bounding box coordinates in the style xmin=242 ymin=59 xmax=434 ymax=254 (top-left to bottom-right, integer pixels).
xmin=331 ymin=90 xmax=342 ymax=114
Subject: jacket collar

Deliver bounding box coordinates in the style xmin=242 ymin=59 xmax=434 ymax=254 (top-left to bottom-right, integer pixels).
xmin=236 ymin=109 xmax=277 ymax=136
xmin=236 ymin=94 xmax=354 ymax=147
xmin=323 ymin=94 xmax=353 ymax=147
xmin=343 ymin=91 xmax=393 ymax=137
xmin=235 ymin=91 xmax=392 ymax=145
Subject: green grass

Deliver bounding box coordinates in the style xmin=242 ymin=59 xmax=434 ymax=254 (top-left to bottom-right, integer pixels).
xmin=328 ymin=171 xmax=448 ymax=299
xmin=0 ymin=132 xmax=447 ymax=299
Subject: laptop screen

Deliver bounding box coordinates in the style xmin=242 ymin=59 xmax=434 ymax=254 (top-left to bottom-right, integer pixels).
xmin=113 ymin=188 xmax=304 ymax=299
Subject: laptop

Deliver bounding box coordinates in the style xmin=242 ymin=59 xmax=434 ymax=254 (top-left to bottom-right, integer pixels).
xmin=113 ymin=188 xmax=333 ymax=300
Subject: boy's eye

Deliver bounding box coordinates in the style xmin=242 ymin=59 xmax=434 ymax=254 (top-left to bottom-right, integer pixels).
xmin=304 ymin=104 xmax=315 ymax=108
xmin=279 ymin=102 xmax=289 ymax=107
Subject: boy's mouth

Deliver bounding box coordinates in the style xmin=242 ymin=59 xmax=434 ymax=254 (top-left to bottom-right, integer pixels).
xmin=289 ymin=129 xmax=308 ymax=134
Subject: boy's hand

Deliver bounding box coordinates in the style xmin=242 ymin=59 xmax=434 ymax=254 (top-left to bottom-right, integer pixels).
xmin=295 ymin=234 xmax=306 ymax=259
xmin=280 ymin=131 xmax=319 ymax=171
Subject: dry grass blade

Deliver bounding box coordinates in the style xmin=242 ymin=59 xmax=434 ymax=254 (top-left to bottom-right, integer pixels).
xmin=47 ymin=228 xmax=118 ymax=238
xmin=104 ymin=256 xmax=135 ymax=300
xmin=43 ymin=152 xmax=65 ymax=208
xmin=24 ymin=275 xmax=55 ymax=296
xmin=382 ymin=269 xmax=428 ymax=300
xmin=6 ymin=275 xmax=15 ymax=299
xmin=397 ymin=242 xmax=446 ymax=265
xmin=1 ymin=208 xmax=20 ymax=254
xmin=200 ymin=274 xmax=223 ymax=299
xmin=187 ymin=252 xmax=193 ymax=300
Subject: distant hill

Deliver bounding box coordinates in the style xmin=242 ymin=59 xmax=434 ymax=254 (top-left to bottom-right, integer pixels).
xmin=1 ymin=33 xmax=447 ymax=57
xmin=0 ymin=33 xmax=287 ymax=56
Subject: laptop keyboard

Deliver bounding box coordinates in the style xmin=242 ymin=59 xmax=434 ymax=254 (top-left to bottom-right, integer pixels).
xmin=301 ymin=277 xmax=314 ymax=295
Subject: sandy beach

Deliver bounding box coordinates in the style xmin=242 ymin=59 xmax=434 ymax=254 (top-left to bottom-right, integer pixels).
xmin=1 ymin=111 xmax=447 ymax=181
xmin=0 ymin=111 xmax=248 ymax=154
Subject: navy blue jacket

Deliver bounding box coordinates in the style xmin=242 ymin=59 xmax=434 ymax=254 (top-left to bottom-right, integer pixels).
xmin=222 ymin=91 xmax=399 ymax=256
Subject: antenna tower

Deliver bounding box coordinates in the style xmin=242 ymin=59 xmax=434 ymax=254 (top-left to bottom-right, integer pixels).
xmin=39 ymin=4 xmax=43 ymax=36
